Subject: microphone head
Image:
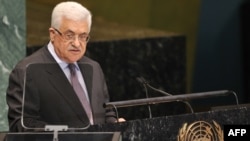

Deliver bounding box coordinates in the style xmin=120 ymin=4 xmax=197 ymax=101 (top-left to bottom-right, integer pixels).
xmin=136 ymin=77 xmax=143 ymax=83
xmin=136 ymin=77 xmax=148 ymax=85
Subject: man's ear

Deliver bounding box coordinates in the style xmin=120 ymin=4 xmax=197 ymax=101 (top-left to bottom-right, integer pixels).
xmin=49 ymin=27 xmax=56 ymax=41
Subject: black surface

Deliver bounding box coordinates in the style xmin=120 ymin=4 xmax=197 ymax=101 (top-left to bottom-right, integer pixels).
xmin=89 ymin=105 xmax=250 ymax=141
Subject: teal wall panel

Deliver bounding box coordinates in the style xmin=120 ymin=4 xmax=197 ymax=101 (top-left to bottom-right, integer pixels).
xmin=0 ymin=0 xmax=26 ymax=131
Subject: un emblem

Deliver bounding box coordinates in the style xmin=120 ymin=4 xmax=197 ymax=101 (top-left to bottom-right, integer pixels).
xmin=177 ymin=120 xmax=223 ymax=141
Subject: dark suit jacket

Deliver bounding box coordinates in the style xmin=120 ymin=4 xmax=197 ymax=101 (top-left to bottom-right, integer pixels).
xmin=6 ymin=45 xmax=116 ymax=132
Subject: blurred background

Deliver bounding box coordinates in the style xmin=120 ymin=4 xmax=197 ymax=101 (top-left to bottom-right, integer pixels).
xmin=1 ymin=0 xmax=250 ymax=131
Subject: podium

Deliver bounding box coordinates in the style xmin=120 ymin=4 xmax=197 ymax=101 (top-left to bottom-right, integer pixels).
xmin=1 ymin=105 xmax=250 ymax=141
xmin=3 ymin=90 xmax=249 ymax=141
xmin=88 ymin=104 xmax=250 ymax=141
xmin=0 ymin=132 xmax=122 ymax=141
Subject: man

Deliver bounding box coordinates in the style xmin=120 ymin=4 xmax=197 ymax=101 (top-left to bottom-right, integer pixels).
xmin=6 ymin=1 xmax=120 ymax=132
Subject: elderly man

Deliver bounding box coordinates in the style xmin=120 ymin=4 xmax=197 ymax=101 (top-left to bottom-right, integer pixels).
xmin=6 ymin=1 xmax=124 ymax=132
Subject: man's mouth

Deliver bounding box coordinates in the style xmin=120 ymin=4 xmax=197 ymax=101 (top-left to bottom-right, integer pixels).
xmin=70 ymin=49 xmax=80 ymax=52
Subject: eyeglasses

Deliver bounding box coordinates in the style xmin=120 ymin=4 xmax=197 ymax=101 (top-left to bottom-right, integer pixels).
xmin=53 ymin=28 xmax=90 ymax=42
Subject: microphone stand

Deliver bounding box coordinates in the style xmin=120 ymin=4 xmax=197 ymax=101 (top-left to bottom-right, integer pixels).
xmin=104 ymin=90 xmax=237 ymax=109
xmin=140 ymin=79 xmax=153 ymax=118
xmin=137 ymin=77 xmax=194 ymax=113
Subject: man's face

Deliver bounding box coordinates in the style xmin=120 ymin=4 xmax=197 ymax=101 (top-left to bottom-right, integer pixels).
xmin=49 ymin=17 xmax=90 ymax=63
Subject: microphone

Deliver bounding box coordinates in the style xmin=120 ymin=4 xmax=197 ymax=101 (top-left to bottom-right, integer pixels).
xmin=136 ymin=77 xmax=152 ymax=118
xmin=137 ymin=77 xmax=172 ymax=96
xmin=136 ymin=76 xmax=194 ymax=113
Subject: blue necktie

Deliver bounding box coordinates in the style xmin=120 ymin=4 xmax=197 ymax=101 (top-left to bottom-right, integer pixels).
xmin=68 ymin=63 xmax=93 ymax=124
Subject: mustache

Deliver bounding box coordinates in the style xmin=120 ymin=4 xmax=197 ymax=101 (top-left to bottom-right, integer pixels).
xmin=68 ymin=45 xmax=81 ymax=51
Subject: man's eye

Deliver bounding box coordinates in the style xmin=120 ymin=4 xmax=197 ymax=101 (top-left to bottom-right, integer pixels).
xmin=65 ymin=34 xmax=74 ymax=39
xmin=79 ymin=35 xmax=87 ymax=39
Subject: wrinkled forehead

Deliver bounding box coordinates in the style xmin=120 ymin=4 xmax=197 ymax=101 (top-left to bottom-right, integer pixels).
xmin=59 ymin=17 xmax=90 ymax=33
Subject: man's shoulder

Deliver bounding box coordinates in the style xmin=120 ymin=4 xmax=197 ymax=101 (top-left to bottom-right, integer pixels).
xmin=78 ymin=56 xmax=102 ymax=68
xmin=79 ymin=56 xmax=98 ymax=64
xmin=15 ymin=46 xmax=51 ymax=69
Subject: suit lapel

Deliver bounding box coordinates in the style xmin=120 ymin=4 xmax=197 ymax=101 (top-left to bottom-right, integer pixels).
xmin=44 ymin=63 xmax=89 ymax=122
xmin=77 ymin=62 xmax=93 ymax=103
xmin=42 ymin=47 xmax=92 ymax=123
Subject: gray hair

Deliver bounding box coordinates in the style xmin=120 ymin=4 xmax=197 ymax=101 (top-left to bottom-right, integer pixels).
xmin=51 ymin=1 xmax=92 ymax=31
